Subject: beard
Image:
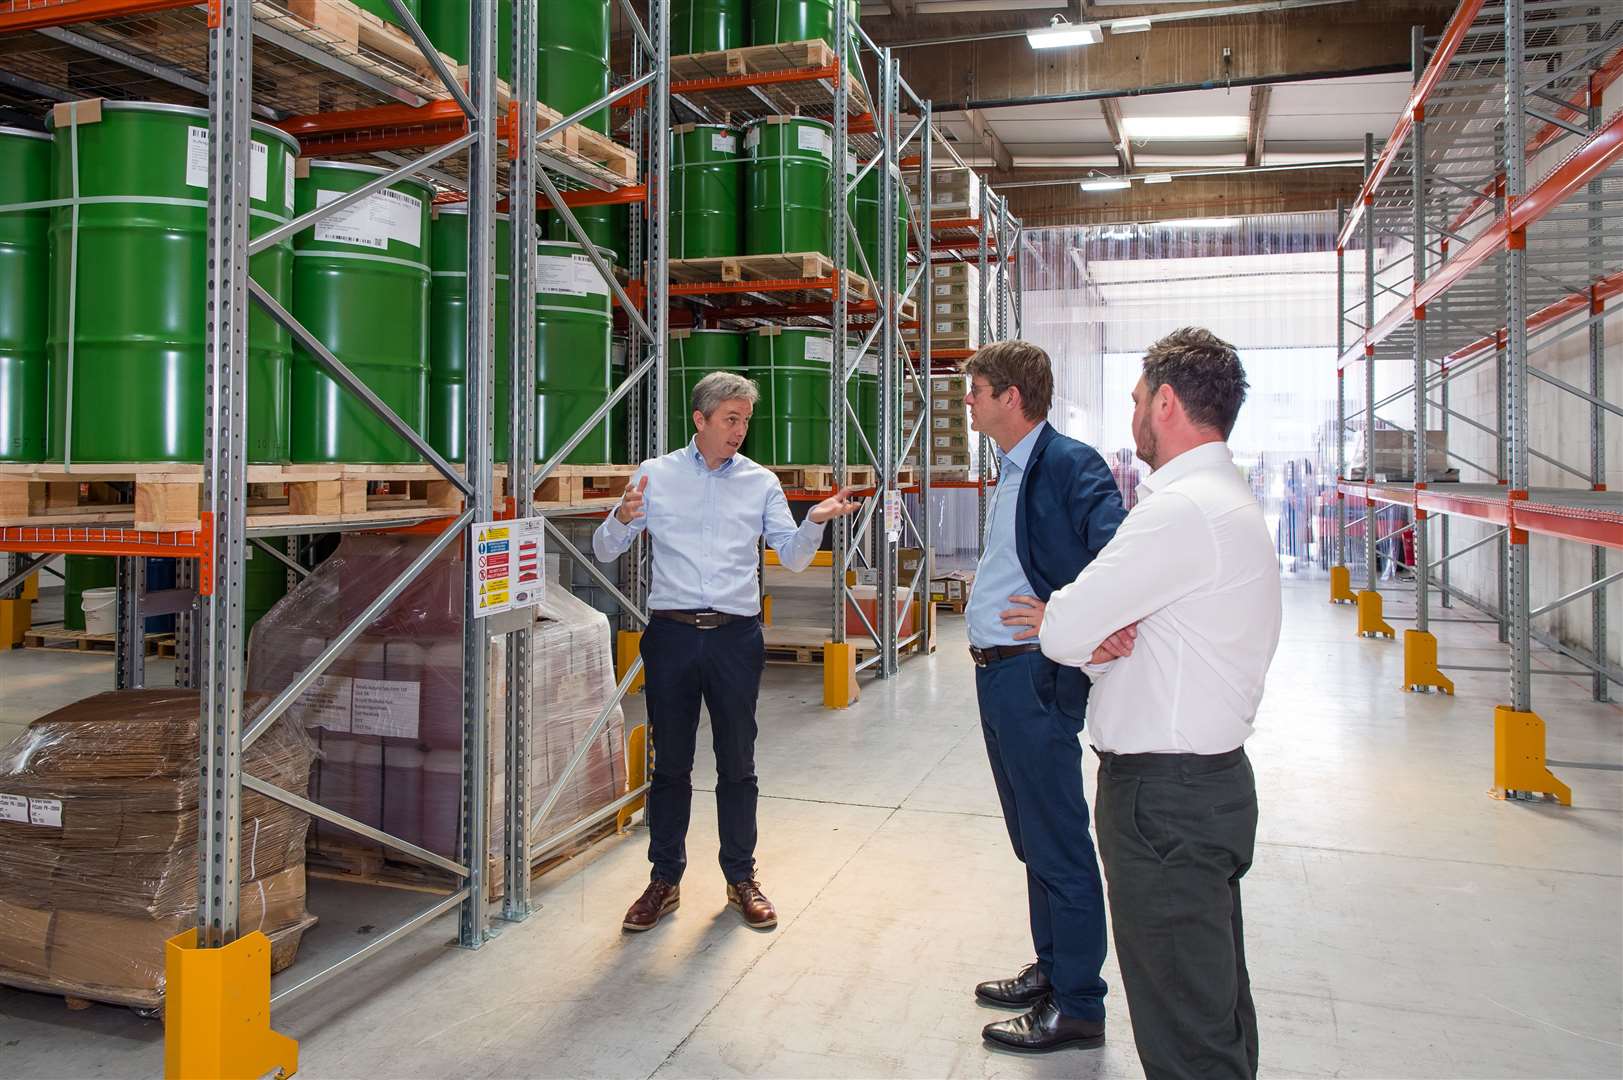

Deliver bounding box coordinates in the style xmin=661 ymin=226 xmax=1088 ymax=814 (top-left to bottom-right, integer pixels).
xmin=1134 ymin=424 xmax=1159 ymax=470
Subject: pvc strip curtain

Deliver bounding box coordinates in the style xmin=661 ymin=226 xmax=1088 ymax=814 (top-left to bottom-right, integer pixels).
xmin=1020 ymin=210 xmax=1377 ymax=575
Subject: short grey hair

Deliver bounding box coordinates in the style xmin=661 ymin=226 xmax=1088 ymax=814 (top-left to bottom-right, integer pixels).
xmin=691 ymin=370 xmax=759 ymax=419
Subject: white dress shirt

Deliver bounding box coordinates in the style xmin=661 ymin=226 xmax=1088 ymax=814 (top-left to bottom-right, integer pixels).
xmin=1038 ymin=441 xmax=1282 ymax=755
xmin=591 ymin=439 xmax=826 ymax=616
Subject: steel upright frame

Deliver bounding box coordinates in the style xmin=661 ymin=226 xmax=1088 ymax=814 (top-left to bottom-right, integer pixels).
xmin=1330 ymin=0 xmax=1623 ymax=803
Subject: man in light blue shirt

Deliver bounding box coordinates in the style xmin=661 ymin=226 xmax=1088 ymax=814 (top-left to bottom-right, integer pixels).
xmin=594 ymin=371 xmax=859 ymax=934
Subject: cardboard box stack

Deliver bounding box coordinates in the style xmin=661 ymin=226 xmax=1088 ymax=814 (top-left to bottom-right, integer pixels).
xmin=906 ymin=165 xmax=982 ymax=221
xmin=907 ymin=262 xmax=981 ymax=348
xmin=905 ymin=374 xmax=974 ymax=475
xmin=1349 ymin=429 xmax=1452 ymax=481
xmin=0 ymin=690 xmax=316 ymax=1007
xmin=930 ymin=570 xmax=976 ymax=613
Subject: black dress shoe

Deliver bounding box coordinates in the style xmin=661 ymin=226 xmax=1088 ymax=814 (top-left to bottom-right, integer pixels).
xmin=975 ymin=961 xmax=1052 ymax=1007
xmin=982 ymin=994 xmax=1105 ymax=1053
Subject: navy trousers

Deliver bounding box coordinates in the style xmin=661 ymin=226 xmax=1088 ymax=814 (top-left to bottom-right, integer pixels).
xmin=974 ymin=650 xmax=1109 ymax=1021
xmin=639 ymin=614 xmax=764 ymax=885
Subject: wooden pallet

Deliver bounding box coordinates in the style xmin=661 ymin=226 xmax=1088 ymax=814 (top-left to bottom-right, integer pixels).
xmin=667 ymin=252 xmax=872 ymax=298
xmin=22 ymin=627 xmax=172 ymax=656
xmin=668 ymin=38 xmax=871 ymax=115
xmin=285 ymin=0 xmax=458 ymax=83
xmin=766 ymin=464 xmax=875 ymax=492
xmin=536 ymin=102 xmax=638 ymax=183
xmin=762 ymin=622 xmax=926 ymax=665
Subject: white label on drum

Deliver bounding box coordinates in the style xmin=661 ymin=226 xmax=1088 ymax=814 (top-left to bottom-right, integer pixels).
xmin=745 ymin=126 xmax=761 ymax=152
xmin=711 ymin=131 xmax=737 ymax=154
xmin=285 ymin=154 xmax=296 ymax=213
xmin=250 ymin=142 xmax=268 ymax=202
xmin=802 ymin=335 xmax=833 ymax=362
xmin=536 ymin=253 xmax=583 ymax=295
xmin=187 ymin=126 xmax=266 ymax=201
xmin=314 ymin=187 xmax=422 ymax=251
xmin=572 ymin=253 xmax=610 ymax=297
xmin=846 ymin=155 xmax=859 ymax=178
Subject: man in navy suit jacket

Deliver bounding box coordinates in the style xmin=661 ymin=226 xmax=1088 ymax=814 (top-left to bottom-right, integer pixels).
xmin=960 ymin=340 xmax=1127 ymax=1054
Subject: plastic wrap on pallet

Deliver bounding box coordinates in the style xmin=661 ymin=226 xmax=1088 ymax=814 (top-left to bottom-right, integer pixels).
xmin=0 ymin=689 xmax=315 ymax=1006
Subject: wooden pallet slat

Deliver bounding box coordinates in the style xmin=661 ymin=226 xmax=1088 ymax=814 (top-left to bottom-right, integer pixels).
xmin=765 ymin=464 xmax=876 ymax=492
xmin=667 ymin=252 xmax=872 ymax=298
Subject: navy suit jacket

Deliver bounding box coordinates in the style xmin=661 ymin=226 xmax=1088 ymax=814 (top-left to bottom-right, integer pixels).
xmin=1014 ymin=424 xmax=1128 ymax=721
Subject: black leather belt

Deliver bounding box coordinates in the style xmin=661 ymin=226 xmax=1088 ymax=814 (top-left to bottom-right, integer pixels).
xmin=1095 ymin=747 xmax=1247 ymax=775
xmin=652 ymin=609 xmax=742 ymax=630
xmin=969 ymin=643 xmax=1042 ymax=668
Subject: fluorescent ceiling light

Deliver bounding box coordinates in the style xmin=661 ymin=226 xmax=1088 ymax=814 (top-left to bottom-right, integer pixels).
xmin=1143 ymin=173 xmax=1174 ymax=184
xmin=1111 ymin=17 xmax=1152 ymax=33
xmin=1119 ymin=115 xmax=1249 ymax=140
xmin=1027 ymin=16 xmax=1102 ymax=49
xmin=1080 ymin=177 xmax=1131 ymax=191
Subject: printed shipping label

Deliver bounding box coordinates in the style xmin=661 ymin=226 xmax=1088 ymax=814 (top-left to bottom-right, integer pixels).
xmin=745 ymin=126 xmax=761 ymax=152
xmin=0 ymin=793 xmax=26 ymax=823
xmin=934 ymin=265 xmax=951 ymax=278
xmin=572 ymin=253 xmax=610 ymax=297
xmin=935 ymin=303 xmax=954 ymax=315
xmin=711 ymin=132 xmax=737 ymax=154
xmin=351 ymin=679 xmax=420 ymax=740
xmin=285 ymin=154 xmax=296 ymax=213
xmin=536 ymin=253 xmax=584 ymax=295
xmin=313 ymin=187 xmax=422 ymax=251
xmin=934 ymin=284 xmax=951 ymax=296
xmin=802 ymin=336 xmax=833 ymax=363
xmin=936 ymin=321 xmax=955 ymax=333
xmin=184 ymin=126 xmax=267 ymax=201
xmin=28 ymin=798 xmax=62 ymax=828
xmin=304 ymin=674 xmax=353 ymax=733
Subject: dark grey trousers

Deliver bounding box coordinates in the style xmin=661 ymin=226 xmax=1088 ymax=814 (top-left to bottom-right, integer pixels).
xmin=1095 ymin=747 xmax=1259 ymax=1080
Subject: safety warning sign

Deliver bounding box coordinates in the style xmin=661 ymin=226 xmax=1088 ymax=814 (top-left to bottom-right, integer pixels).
xmin=473 ymin=517 xmax=547 ymax=617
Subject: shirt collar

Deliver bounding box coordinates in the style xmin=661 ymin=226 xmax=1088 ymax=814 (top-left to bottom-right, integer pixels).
xmin=688 ymin=437 xmax=736 ymax=474
xmin=1000 ymin=421 xmax=1046 ymax=472
xmin=1141 ymin=440 xmax=1232 ymax=494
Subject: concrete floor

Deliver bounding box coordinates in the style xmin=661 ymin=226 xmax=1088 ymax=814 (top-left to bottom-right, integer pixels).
xmin=1 ymin=578 xmax=1620 ymax=1078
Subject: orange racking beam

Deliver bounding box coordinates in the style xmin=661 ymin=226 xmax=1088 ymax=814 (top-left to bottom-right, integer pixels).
xmin=0 ymin=0 xmax=191 ymax=32
xmin=536 ymin=185 xmax=647 ymax=211
xmin=1446 ymin=269 xmax=1623 ymax=365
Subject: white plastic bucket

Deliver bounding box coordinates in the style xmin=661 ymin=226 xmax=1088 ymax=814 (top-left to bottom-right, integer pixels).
xmin=81 ymin=586 xmax=117 ymax=635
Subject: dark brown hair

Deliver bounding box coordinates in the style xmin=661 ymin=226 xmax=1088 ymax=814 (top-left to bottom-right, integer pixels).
xmin=1142 ymin=327 xmax=1248 ymax=437
xmin=963 ymin=340 xmax=1053 ymax=421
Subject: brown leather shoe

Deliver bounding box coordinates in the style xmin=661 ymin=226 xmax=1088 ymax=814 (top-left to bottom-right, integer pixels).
xmin=726 ymin=879 xmax=777 ymax=929
xmin=622 ymin=879 xmax=679 ymax=932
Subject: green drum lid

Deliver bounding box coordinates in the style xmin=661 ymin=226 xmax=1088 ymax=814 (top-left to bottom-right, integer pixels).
xmin=745 ymin=328 xmax=833 ymax=465
xmin=672 ymin=124 xmax=743 ymax=259
xmin=428 ymin=205 xmax=514 ymax=463
xmin=421 ymin=0 xmax=514 ymax=83
xmin=744 ymin=117 xmax=833 ymax=257
xmin=669 ymin=328 xmax=747 ymax=440
xmin=43 ymin=103 xmax=298 ymax=464
xmin=292 ymin=161 xmax=432 ymax=464
xmin=539 ymin=0 xmax=611 ymax=134
xmin=0 ymin=127 xmax=53 ymax=463
xmin=673 ymin=0 xmax=746 ymax=53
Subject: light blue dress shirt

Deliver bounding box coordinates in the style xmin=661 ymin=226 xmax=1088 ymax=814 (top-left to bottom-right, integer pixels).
xmin=592 ymin=439 xmax=827 ymax=616
xmin=966 ymin=421 xmax=1045 ymax=647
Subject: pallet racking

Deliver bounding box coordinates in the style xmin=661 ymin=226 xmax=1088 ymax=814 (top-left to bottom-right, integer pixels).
xmin=1330 ymin=0 xmax=1623 ymax=804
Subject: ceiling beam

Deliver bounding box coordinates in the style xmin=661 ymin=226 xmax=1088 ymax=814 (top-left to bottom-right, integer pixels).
xmin=1245 ymin=84 xmax=1271 ymax=166
xmin=1000 ymin=165 xmax=1361 ymax=226
xmin=964 ymin=108 xmax=1013 ymax=172
xmin=1099 ymin=97 xmax=1134 ymax=173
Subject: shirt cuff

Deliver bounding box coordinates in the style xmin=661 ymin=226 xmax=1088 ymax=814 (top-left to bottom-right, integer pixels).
xmin=597 ymin=511 xmax=633 ymax=549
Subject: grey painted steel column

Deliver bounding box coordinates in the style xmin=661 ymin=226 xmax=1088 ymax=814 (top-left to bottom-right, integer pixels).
xmin=652 ymin=0 xmax=670 ymax=461
xmin=1362 ymin=133 xmax=1377 ymax=591
xmin=1494 ymin=126 xmax=1509 ymax=643
xmin=1438 ymin=285 xmax=1452 ymax=607
xmin=976 ymin=182 xmax=992 ymax=546
xmin=1410 ymin=26 xmax=1430 ymax=634
xmin=458 ymin=0 xmax=496 ymax=949
xmin=831 ymin=0 xmax=850 ymax=648
xmin=1588 ymin=90 xmax=1608 ymax=702
xmin=1503 ymin=0 xmax=1532 ymax=713
xmin=879 ymin=47 xmax=899 ymax=676
xmin=503 ymin=0 xmax=539 ymax=924
xmin=174 ymin=558 xmax=196 ymax=688
xmin=920 ymin=102 xmax=934 ymax=657
xmin=1335 ymin=203 xmax=1347 ymax=570
xmin=115 ymin=555 xmax=146 ymax=690
xmin=197 ymin=0 xmax=255 ymax=947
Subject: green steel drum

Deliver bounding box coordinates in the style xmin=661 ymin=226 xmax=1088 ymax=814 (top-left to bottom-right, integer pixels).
xmin=45 ymin=102 xmax=297 ymax=463
xmin=244 ymin=537 xmax=290 ymax=641
xmin=744 ymin=117 xmax=831 ymax=256
xmin=673 ymin=0 xmax=746 ymax=53
xmin=745 ymin=327 xmax=831 ymax=464
xmin=535 ymin=240 xmax=613 ymax=464
xmin=849 ymin=160 xmax=908 ymax=291
xmin=672 ymin=124 xmax=742 ymax=259
xmin=546 ymin=204 xmax=627 ymax=270
xmin=292 ymin=161 xmax=433 ymax=464
xmin=422 ymin=0 xmax=513 ymax=83
xmin=539 ymin=1 xmax=610 ymax=134
xmin=749 ymin=0 xmax=858 ymax=68
xmin=62 ymin=554 xmax=115 ymax=632
xmin=845 ymin=346 xmax=878 ymax=468
xmin=610 ymin=337 xmax=630 ymax=465
xmin=668 ymin=329 xmax=746 ymax=443
xmin=428 ymin=204 xmax=512 ymax=463
xmin=350 ymin=0 xmax=418 ymax=28
xmin=0 ymin=127 xmax=51 ymax=463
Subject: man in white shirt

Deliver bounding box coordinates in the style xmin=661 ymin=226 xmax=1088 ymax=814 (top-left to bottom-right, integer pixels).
xmin=1020 ymin=327 xmax=1281 ymax=1079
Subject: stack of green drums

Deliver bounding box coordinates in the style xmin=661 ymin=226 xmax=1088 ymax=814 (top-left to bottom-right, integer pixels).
xmin=668 ymin=329 xmax=746 ymax=444
xmin=292 ymin=161 xmax=433 ymax=464
xmin=744 ymin=116 xmax=831 ymax=256
xmin=540 ymin=1 xmax=621 ymax=264
xmin=674 ymin=0 xmax=746 ymax=52
xmin=745 ymin=326 xmax=831 ymax=464
xmin=428 ymin=203 xmax=512 ymax=463
xmin=535 ymin=240 xmax=613 ymax=464
xmin=672 ymin=124 xmax=742 ymax=259
xmin=46 ymin=102 xmax=298 ymax=463
xmin=0 ymin=126 xmax=51 ymax=463
xmin=748 ymin=0 xmax=858 ymax=51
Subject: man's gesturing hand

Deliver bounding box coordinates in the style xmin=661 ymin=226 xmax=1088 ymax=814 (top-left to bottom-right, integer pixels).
xmin=616 ymin=475 xmax=648 ymax=525
xmin=808 ymin=486 xmax=861 ymax=524
xmin=1089 ymin=623 xmax=1138 ymax=666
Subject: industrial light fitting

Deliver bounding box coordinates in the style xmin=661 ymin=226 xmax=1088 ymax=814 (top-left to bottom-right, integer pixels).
xmin=1080 ymin=177 xmax=1131 ymax=192
xmin=1111 ymin=17 xmax=1153 ymax=34
xmin=1143 ymin=174 xmax=1174 ymax=184
xmin=1119 ymin=115 xmax=1250 ymax=140
xmin=1026 ymin=15 xmax=1103 ymax=50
